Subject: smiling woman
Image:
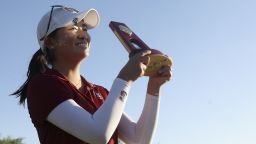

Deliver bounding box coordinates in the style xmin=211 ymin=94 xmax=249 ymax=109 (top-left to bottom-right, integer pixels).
xmin=46 ymin=21 xmax=91 ymax=64
xmin=11 ymin=4 xmax=172 ymax=144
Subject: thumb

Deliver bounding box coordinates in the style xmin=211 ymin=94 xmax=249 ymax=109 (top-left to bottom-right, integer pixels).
xmin=140 ymin=50 xmax=151 ymax=57
xmin=132 ymin=50 xmax=151 ymax=58
xmin=141 ymin=55 xmax=150 ymax=66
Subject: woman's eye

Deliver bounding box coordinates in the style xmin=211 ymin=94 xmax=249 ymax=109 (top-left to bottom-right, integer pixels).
xmin=69 ymin=25 xmax=87 ymax=32
xmin=82 ymin=25 xmax=88 ymax=31
xmin=71 ymin=26 xmax=79 ymax=31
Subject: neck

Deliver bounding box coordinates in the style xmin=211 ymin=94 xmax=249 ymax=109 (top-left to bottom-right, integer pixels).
xmin=52 ymin=61 xmax=82 ymax=88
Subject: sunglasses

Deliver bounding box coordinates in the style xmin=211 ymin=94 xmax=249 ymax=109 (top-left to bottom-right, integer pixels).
xmin=40 ymin=5 xmax=79 ymax=41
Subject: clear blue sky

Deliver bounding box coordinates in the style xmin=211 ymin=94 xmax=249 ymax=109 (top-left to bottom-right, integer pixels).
xmin=1 ymin=0 xmax=256 ymax=144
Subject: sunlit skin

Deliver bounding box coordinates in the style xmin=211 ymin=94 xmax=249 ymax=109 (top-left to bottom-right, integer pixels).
xmin=52 ymin=21 xmax=91 ymax=64
xmin=44 ymin=20 xmax=90 ymax=91
xmin=44 ymin=20 xmax=172 ymax=96
xmin=118 ymin=52 xmax=172 ymax=96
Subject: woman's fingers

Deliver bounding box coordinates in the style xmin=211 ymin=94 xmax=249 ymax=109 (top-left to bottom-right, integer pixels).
xmin=132 ymin=50 xmax=151 ymax=60
xmin=130 ymin=50 xmax=152 ymax=73
xmin=157 ymin=65 xmax=172 ymax=81
xmin=141 ymin=55 xmax=150 ymax=66
xmin=139 ymin=50 xmax=151 ymax=57
xmin=158 ymin=66 xmax=171 ymax=75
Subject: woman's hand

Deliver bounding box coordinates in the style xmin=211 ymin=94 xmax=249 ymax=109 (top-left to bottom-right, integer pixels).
xmin=118 ymin=50 xmax=151 ymax=84
xmin=147 ymin=65 xmax=172 ymax=96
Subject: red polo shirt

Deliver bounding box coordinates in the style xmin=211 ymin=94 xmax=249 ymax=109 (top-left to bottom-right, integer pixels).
xmin=27 ymin=69 xmax=118 ymax=144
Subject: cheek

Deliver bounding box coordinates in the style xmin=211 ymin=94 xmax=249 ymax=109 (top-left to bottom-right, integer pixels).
xmin=56 ymin=33 xmax=74 ymax=47
xmin=54 ymin=33 xmax=77 ymax=58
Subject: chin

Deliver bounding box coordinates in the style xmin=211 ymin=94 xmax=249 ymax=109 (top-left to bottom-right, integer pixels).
xmin=84 ymin=52 xmax=89 ymax=58
xmin=84 ymin=48 xmax=90 ymax=56
xmin=80 ymin=50 xmax=89 ymax=59
xmin=78 ymin=46 xmax=89 ymax=54
xmin=74 ymin=45 xmax=89 ymax=58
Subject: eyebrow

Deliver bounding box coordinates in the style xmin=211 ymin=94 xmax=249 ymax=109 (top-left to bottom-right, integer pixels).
xmin=82 ymin=24 xmax=88 ymax=30
xmin=72 ymin=22 xmax=88 ymax=30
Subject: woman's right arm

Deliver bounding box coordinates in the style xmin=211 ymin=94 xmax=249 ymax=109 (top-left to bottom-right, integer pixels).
xmin=47 ymin=50 xmax=151 ymax=144
xmin=47 ymin=78 xmax=130 ymax=144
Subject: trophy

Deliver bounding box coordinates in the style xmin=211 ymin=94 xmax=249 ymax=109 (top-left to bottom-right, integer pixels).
xmin=109 ymin=21 xmax=172 ymax=76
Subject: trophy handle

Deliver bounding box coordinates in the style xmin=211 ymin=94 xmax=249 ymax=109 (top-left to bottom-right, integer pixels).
xmin=109 ymin=21 xmax=172 ymax=76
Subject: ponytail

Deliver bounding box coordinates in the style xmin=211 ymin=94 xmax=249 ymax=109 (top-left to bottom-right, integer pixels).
xmin=11 ymin=49 xmax=48 ymax=105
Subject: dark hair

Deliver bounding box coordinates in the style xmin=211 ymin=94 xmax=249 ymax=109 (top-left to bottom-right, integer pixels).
xmin=11 ymin=30 xmax=58 ymax=105
xmin=11 ymin=49 xmax=48 ymax=105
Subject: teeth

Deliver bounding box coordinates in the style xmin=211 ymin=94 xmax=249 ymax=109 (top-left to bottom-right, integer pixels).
xmin=77 ymin=43 xmax=87 ymax=47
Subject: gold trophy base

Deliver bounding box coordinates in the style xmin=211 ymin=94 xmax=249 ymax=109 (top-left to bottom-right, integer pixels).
xmin=145 ymin=54 xmax=172 ymax=76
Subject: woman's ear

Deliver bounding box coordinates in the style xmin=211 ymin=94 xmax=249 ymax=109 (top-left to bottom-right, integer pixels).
xmin=44 ymin=37 xmax=55 ymax=50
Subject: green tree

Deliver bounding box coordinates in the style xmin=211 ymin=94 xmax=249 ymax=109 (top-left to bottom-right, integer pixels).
xmin=0 ymin=136 xmax=24 ymax=144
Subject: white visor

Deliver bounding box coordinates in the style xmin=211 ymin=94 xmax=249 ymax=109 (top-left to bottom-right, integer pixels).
xmin=37 ymin=6 xmax=99 ymax=52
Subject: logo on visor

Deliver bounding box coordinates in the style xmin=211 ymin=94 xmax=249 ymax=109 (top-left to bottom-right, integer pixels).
xmin=73 ymin=18 xmax=78 ymax=24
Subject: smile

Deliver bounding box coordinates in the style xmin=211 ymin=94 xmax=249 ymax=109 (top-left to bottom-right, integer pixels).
xmin=76 ymin=42 xmax=88 ymax=47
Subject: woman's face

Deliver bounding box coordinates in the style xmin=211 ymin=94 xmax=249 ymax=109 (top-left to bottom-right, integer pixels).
xmin=52 ymin=20 xmax=91 ymax=63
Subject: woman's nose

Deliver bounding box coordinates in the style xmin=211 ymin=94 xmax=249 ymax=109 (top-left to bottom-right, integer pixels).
xmin=77 ymin=28 xmax=91 ymax=42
